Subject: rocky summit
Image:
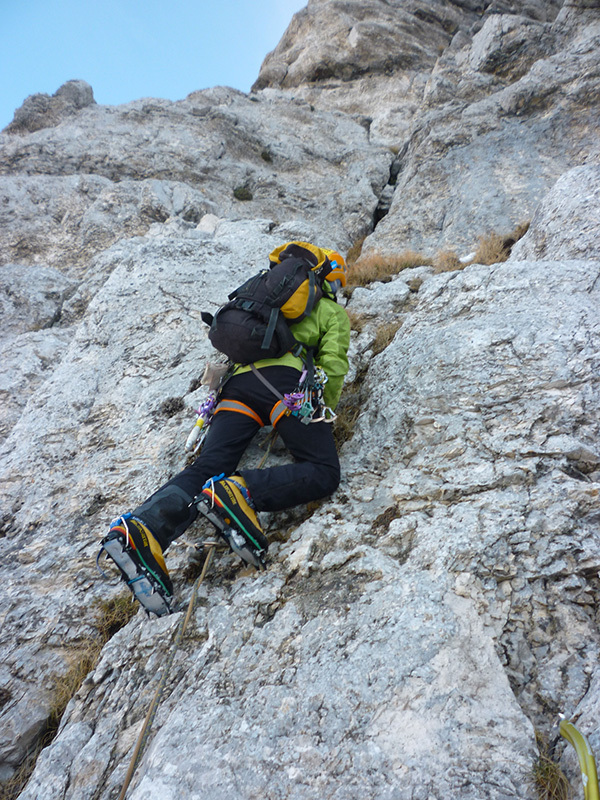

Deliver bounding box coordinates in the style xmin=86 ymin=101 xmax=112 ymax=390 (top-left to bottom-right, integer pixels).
xmin=1 ymin=1 xmax=599 ymax=798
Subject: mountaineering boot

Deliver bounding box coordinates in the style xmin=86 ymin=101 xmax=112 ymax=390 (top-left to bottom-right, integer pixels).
xmin=98 ymin=514 xmax=175 ymax=617
xmin=196 ymin=475 xmax=268 ymax=570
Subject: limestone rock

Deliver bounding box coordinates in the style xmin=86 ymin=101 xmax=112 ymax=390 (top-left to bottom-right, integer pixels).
xmin=0 ymin=174 xmax=217 ymax=277
xmin=365 ymin=5 xmax=600 ymax=254
xmin=468 ymin=13 xmax=556 ymax=80
xmin=1 ymin=2 xmax=600 ymax=798
xmin=0 ymin=87 xmax=391 ymax=253
xmin=510 ymin=164 xmax=600 ymax=261
xmin=254 ymin=1 xmax=562 ymax=93
xmin=256 ymin=1 xmax=596 ymax=256
xmin=9 ymin=241 xmax=600 ymax=800
xmin=253 ymin=0 xmax=462 ymax=91
xmin=0 ymin=263 xmax=77 ymax=442
xmin=5 ymin=80 xmax=95 ymax=134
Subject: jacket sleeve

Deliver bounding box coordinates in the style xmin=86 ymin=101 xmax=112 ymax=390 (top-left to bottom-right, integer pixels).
xmin=314 ymin=299 xmax=350 ymax=409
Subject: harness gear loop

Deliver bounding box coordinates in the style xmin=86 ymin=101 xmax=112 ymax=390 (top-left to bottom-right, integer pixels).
xmin=249 ymin=361 xmax=328 ymax=425
xmin=117 ymin=543 xmax=216 ymax=800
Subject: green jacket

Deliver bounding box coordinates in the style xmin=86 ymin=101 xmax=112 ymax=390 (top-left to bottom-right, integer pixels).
xmin=233 ymin=293 xmax=351 ymax=409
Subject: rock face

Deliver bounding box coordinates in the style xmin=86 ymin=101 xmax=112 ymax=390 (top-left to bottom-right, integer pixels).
xmin=5 ymin=80 xmax=96 ymax=134
xmin=1 ymin=1 xmax=600 ymax=799
xmin=510 ymin=164 xmax=600 ymax=261
xmin=256 ymin=0 xmax=598 ymax=254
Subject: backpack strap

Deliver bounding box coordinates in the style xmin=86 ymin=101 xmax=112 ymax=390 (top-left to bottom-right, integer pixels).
xmin=262 ymin=307 xmax=280 ymax=351
xmin=303 ymin=346 xmax=316 ymax=389
xmin=305 ymin=270 xmax=318 ymax=317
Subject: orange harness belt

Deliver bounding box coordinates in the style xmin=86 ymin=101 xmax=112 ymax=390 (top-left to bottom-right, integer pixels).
xmin=214 ymin=399 xmax=264 ymax=427
xmin=269 ymin=400 xmax=291 ymax=428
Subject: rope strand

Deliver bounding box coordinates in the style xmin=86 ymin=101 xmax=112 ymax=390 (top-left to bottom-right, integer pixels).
xmin=118 ymin=544 xmax=216 ymax=800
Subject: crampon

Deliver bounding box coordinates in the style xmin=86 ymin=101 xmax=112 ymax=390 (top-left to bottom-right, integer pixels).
xmin=195 ymin=496 xmax=267 ymax=571
xmin=97 ymin=527 xmax=175 ymax=617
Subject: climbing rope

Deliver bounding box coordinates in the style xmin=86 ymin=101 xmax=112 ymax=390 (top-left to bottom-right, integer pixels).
xmin=257 ymin=429 xmax=279 ymax=469
xmin=559 ymin=717 xmax=600 ymax=800
xmin=118 ymin=543 xmax=216 ymax=800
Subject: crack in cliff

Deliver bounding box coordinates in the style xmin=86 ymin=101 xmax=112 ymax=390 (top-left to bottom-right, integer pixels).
xmin=372 ymin=150 xmax=406 ymax=229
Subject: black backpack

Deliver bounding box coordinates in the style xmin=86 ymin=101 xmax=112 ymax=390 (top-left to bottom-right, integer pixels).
xmin=202 ymin=242 xmax=333 ymax=364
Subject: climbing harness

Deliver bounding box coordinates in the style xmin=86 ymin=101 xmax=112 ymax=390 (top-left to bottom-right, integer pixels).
xmin=250 ymin=363 xmax=336 ymax=427
xmin=559 ymin=716 xmax=600 ymax=800
xmin=117 ymin=543 xmax=216 ymax=800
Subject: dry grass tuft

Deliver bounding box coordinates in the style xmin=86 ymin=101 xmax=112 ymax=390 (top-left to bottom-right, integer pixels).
xmin=471 ymin=220 xmax=531 ymax=266
xmin=473 ymin=232 xmax=510 ymax=265
xmin=94 ymin=593 xmax=139 ymax=641
xmin=430 ymin=220 xmax=533 ymax=273
xmin=433 ymin=249 xmax=464 ymax=273
xmin=50 ymin=594 xmax=139 ymax=736
xmin=531 ymin=733 xmax=572 ymax=800
xmin=348 ymin=250 xmax=429 ymax=288
xmin=0 ymin=751 xmax=46 ymax=800
xmin=48 ymin=642 xmax=100 ymax=727
xmin=371 ymin=321 xmax=402 ymax=355
xmin=0 ymin=593 xmax=137 ymax=800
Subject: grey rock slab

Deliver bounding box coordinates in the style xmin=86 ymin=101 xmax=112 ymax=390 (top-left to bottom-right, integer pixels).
xmin=0 ymin=174 xmax=216 ymax=276
xmin=0 ymin=263 xmax=76 ymax=336
xmin=0 ymin=218 xmax=348 ymax=777
xmin=362 ymin=6 xmax=600 ymax=254
xmin=0 ymin=88 xmax=392 ymax=251
xmin=511 ymin=164 xmax=600 ymax=262
xmin=16 ymin=550 xmax=537 ymax=800
xmin=1 ymin=2 xmax=600 ymax=797
xmin=0 ymin=328 xmax=73 ymax=444
xmin=344 ymin=255 xmax=600 ymax=726
xmin=0 ymin=262 xmax=77 ymax=443
xmin=253 ymin=0 xmax=463 ymax=91
xmin=254 ymin=1 xmax=562 ymax=147
xmin=12 ymin=251 xmax=600 ymax=798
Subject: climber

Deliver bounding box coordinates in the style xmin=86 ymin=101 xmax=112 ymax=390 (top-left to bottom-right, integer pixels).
xmin=99 ymin=241 xmax=351 ymax=615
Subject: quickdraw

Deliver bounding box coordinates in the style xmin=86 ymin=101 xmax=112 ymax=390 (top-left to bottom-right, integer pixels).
xmin=184 ymin=361 xmax=231 ymax=454
xmin=283 ymin=366 xmax=337 ymax=425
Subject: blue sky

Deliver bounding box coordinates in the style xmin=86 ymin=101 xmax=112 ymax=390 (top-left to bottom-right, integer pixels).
xmin=0 ymin=0 xmax=306 ymax=130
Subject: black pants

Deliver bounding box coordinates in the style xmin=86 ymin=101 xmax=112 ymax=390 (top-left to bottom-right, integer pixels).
xmin=132 ymin=367 xmax=341 ymax=550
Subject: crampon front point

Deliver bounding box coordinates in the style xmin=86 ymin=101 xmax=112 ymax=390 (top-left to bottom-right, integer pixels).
xmin=97 ymin=529 xmax=175 ymax=617
xmin=195 ymin=496 xmax=267 ymax=570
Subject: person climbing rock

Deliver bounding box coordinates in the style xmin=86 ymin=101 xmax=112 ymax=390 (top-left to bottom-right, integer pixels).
xmin=99 ymin=241 xmax=351 ymax=615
